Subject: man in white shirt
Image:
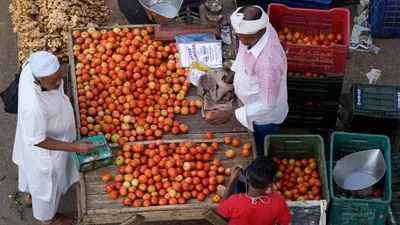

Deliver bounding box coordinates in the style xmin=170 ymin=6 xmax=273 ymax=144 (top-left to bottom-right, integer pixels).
xmin=206 ymin=5 xmax=288 ymax=157
xmin=13 ymin=51 xmax=96 ymax=225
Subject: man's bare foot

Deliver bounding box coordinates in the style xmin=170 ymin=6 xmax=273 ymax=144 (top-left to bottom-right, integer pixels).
xmin=41 ymin=213 xmax=78 ymax=225
xmin=22 ymin=193 xmax=32 ymax=208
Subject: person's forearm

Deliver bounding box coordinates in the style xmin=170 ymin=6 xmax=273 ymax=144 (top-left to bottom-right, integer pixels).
xmin=222 ymin=178 xmax=237 ymax=200
xmin=35 ymin=137 xmax=76 ymax=152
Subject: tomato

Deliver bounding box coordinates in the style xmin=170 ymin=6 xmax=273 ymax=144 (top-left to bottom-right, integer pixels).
xmin=205 ymin=132 xmax=214 ymax=139
xmin=373 ymin=189 xmax=382 ymax=198
xmin=224 ymin=136 xmax=232 ymax=145
xmin=241 ymin=149 xmax=250 ymax=157
xmin=231 ymin=138 xmax=241 ymax=147
xmin=225 ymin=150 xmax=235 ymax=159
xmin=336 ymin=33 xmax=343 ymax=42
xmin=102 ymin=172 xmax=112 ymax=182
xmin=197 ymin=193 xmax=206 ymax=201
xmin=109 ymin=190 xmax=119 ymax=199
xmin=105 ymin=183 xmax=115 ymax=193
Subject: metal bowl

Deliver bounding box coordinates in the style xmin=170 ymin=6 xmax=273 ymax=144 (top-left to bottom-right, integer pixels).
xmin=139 ymin=0 xmax=183 ymax=23
xmin=333 ymin=149 xmax=386 ymax=198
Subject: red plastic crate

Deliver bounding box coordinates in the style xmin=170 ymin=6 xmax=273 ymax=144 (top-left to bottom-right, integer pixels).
xmin=267 ymin=4 xmax=350 ymax=76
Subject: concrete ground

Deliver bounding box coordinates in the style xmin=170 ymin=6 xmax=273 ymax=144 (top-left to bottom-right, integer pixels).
xmin=0 ymin=0 xmax=399 ymax=225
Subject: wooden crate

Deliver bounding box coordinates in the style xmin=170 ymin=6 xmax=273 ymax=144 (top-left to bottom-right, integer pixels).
xmin=68 ymin=25 xmax=255 ymax=224
xmin=77 ymin=132 xmax=254 ymax=225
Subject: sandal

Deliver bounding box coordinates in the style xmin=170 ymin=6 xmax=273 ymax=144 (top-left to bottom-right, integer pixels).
xmin=22 ymin=193 xmax=32 ymax=208
xmin=41 ymin=213 xmax=78 ymax=225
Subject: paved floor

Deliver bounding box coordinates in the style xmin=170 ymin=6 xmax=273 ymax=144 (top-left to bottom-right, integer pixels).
xmin=0 ymin=1 xmax=399 ymax=225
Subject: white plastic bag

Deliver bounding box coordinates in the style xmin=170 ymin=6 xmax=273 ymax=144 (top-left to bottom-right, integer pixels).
xmin=178 ymin=40 xmax=223 ymax=68
xmin=186 ymin=62 xmax=214 ymax=86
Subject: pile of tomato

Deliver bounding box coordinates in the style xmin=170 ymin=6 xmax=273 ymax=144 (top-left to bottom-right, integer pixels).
xmin=287 ymin=71 xmax=326 ymax=78
xmin=272 ymin=157 xmax=323 ymax=201
xmin=100 ymin=133 xmax=253 ymax=207
xmin=72 ymin=26 xmax=203 ymax=145
xmin=278 ymin=27 xmax=344 ymax=46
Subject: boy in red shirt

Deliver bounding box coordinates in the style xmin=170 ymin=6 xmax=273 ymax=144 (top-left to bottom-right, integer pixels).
xmin=218 ymin=157 xmax=291 ymax=225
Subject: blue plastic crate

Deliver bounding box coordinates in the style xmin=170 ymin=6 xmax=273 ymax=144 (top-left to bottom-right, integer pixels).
xmin=370 ymin=0 xmax=400 ymax=38
xmin=256 ymin=0 xmax=332 ymax=10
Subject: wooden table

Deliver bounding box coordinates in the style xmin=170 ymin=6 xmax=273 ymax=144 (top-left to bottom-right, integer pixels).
xmin=67 ymin=21 xmax=253 ymax=225
xmin=76 ymin=100 xmax=255 ymax=224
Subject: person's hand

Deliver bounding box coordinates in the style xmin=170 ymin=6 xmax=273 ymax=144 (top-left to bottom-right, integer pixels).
xmin=222 ymin=71 xmax=235 ymax=84
xmin=205 ymin=109 xmax=236 ymax=125
xmin=230 ymin=165 xmax=242 ymax=180
xmin=74 ymin=141 xmax=97 ymax=155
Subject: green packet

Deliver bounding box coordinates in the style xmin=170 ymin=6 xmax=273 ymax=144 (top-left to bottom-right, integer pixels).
xmin=72 ymin=135 xmax=114 ymax=172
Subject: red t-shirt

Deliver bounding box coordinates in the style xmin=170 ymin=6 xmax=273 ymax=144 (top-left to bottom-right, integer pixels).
xmin=218 ymin=193 xmax=291 ymax=225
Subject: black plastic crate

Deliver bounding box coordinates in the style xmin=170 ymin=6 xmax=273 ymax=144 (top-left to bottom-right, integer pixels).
xmin=388 ymin=193 xmax=400 ymax=225
xmin=283 ymin=101 xmax=339 ymax=129
xmin=392 ymin=154 xmax=400 ymax=191
xmin=287 ymin=76 xmax=343 ymax=102
xmin=350 ymin=83 xmax=400 ymax=119
xmin=346 ymin=115 xmax=399 ymax=152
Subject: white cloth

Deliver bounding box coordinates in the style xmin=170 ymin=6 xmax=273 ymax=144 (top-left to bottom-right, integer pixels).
xmin=232 ymin=29 xmax=288 ymax=132
xmin=13 ymin=61 xmax=79 ymax=221
xmin=230 ymin=5 xmax=269 ymax=35
xmin=29 ymin=51 xmax=60 ymax=78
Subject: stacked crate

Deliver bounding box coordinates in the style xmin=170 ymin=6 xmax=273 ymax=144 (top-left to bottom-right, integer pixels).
xmin=370 ymin=0 xmax=400 ymax=38
xmin=347 ymin=83 xmax=400 ymax=150
xmin=256 ymin=0 xmax=332 ymax=10
xmin=267 ymin=4 xmax=350 ymax=130
xmin=387 ymin=153 xmax=400 ymax=225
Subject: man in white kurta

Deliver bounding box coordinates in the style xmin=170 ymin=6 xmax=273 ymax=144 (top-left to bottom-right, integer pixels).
xmin=13 ymin=51 xmax=95 ymax=224
xmin=206 ymin=6 xmax=288 ymax=156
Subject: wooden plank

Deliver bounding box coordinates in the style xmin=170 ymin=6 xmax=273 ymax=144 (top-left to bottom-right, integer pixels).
xmin=67 ymin=30 xmax=82 ymax=141
xmin=79 ymin=173 xmax=87 ymax=215
xmin=203 ymin=210 xmax=228 ymax=225
xmin=108 ymin=132 xmax=251 ymax=147
xmin=120 ymin=214 xmax=145 ymax=225
xmin=83 ymin=209 xmax=208 ymax=224
xmin=87 ymin=203 xmax=217 ymax=215
xmin=76 ymin=182 xmax=83 ymax=224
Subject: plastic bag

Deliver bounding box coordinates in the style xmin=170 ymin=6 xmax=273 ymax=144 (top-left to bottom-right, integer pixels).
xmin=178 ymin=40 xmax=223 ymax=68
xmin=0 ymin=75 xmax=19 ymax=114
xmin=288 ymin=200 xmax=327 ymax=225
xmin=186 ymin=62 xmax=215 ymax=86
xmin=175 ymin=33 xmax=216 ymax=44
xmin=1 ymin=62 xmax=29 ymax=114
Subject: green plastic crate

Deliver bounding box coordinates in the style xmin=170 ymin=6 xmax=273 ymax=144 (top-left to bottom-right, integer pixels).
xmin=350 ymin=83 xmax=400 ymax=119
xmin=329 ymin=132 xmax=392 ymax=225
xmin=264 ymin=135 xmax=330 ymax=205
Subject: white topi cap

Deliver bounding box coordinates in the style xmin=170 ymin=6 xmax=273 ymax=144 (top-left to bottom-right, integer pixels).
xmin=29 ymin=51 xmax=60 ymax=78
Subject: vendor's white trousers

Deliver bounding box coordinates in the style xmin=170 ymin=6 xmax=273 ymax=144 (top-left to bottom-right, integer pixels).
xmin=19 ymin=167 xmax=64 ymax=221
